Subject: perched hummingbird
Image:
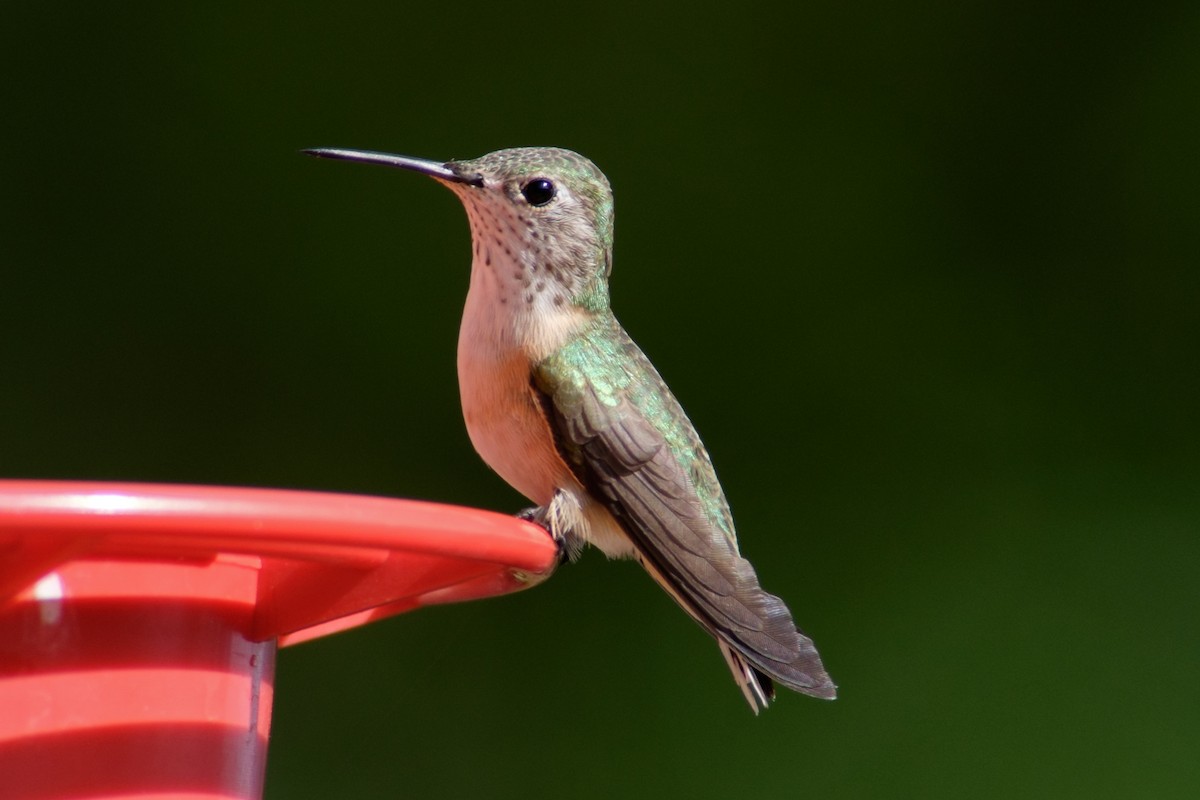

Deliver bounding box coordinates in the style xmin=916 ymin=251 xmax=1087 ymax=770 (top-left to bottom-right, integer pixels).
xmin=304 ymin=146 xmax=835 ymax=711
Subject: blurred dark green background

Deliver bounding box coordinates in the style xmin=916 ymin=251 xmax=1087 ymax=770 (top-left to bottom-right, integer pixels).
xmin=3 ymin=2 xmax=1197 ymax=797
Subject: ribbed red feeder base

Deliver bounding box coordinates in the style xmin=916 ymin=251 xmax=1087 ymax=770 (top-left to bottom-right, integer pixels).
xmin=0 ymin=481 xmax=556 ymax=800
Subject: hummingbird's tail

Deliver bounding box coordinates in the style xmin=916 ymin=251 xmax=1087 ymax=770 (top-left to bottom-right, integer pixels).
xmin=634 ymin=548 xmax=835 ymax=713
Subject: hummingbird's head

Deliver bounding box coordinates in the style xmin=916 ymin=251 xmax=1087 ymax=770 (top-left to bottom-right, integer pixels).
xmin=441 ymin=147 xmax=615 ymax=313
xmin=303 ymin=145 xmax=616 ymax=314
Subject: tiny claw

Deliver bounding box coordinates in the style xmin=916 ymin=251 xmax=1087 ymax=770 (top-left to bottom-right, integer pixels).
xmin=516 ymin=506 xmax=542 ymax=524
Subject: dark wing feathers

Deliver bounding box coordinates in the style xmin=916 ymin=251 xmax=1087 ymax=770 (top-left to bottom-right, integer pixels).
xmin=597 ymin=435 xmax=802 ymax=663
xmin=535 ymin=341 xmax=834 ymax=703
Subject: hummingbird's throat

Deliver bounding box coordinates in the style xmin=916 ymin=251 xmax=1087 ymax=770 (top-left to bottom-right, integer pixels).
xmin=452 ymin=190 xmax=568 ymax=312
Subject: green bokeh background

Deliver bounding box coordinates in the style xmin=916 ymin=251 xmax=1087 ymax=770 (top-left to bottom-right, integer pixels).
xmin=3 ymin=3 xmax=1197 ymax=797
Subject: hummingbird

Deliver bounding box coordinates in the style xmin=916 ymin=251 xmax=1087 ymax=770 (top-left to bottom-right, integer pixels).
xmin=304 ymin=146 xmax=835 ymax=711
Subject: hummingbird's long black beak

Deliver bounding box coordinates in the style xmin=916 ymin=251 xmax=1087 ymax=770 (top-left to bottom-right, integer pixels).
xmin=301 ymin=148 xmax=484 ymax=186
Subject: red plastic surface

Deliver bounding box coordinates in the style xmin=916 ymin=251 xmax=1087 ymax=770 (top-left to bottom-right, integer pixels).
xmin=0 ymin=481 xmax=557 ymax=800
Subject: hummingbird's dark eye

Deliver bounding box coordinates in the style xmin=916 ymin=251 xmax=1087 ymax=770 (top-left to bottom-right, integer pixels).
xmin=521 ymin=178 xmax=556 ymax=207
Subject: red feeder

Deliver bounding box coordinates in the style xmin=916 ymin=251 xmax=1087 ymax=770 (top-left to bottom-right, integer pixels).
xmin=0 ymin=480 xmax=557 ymax=800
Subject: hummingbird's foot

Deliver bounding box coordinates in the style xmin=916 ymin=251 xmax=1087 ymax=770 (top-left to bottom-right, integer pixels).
xmin=517 ymin=491 xmax=587 ymax=564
